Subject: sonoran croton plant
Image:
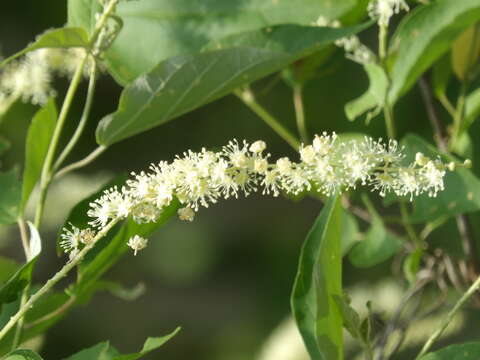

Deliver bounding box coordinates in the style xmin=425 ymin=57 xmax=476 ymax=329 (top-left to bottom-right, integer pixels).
xmin=1 ymin=0 xmax=480 ymax=359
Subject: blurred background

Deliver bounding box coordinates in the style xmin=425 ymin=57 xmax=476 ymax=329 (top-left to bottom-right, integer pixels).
xmin=2 ymin=1 xmax=480 ymax=359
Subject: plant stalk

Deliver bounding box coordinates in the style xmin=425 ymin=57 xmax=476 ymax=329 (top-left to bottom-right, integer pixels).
xmin=399 ymin=203 xmax=423 ymax=249
xmin=53 ymin=61 xmax=98 ymax=171
xmin=416 ymin=274 xmax=480 ymax=358
xmin=33 ymin=55 xmax=88 ymax=229
xmin=418 ymin=76 xmax=480 ymax=280
xmin=235 ymin=88 xmax=300 ymax=150
xmin=293 ymin=84 xmax=308 ymax=143
xmin=55 ymin=146 xmax=107 ymax=179
xmin=0 ymin=218 xmax=119 ymax=343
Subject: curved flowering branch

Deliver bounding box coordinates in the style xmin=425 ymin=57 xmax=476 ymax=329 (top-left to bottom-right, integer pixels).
xmin=61 ymin=133 xmax=457 ymax=257
xmin=0 ymin=133 xmax=462 ymax=343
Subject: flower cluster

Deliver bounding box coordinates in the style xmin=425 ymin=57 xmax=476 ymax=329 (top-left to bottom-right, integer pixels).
xmin=367 ymin=0 xmax=409 ymax=27
xmin=60 ymin=134 xmax=455 ymax=258
xmin=0 ymin=45 xmax=89 ymax=113
xmin=313 ymin=16 xmax=374 ymax=65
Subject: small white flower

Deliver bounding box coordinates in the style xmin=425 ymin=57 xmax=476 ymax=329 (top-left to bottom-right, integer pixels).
xmin=223 ymin=140 xmax=250 ymax=168
xmin=372 ymin=172 xmax=396 ymax=197
xmin=87 ymin=187 xmax=132 ymax=227
xmin=276 ymin=157 xmax=292 ymax=175
xmin=178 ymin=207 xmax=195 ymax=221
xmin=396 ymin=168 xmax=420 ymax=200
xmin=127 ymin=235 xmax=148 ymax=256
xmin=415 ymin=152 xmax=429 ymax=166
xmin=79 ymin=228 xmax=96 ymax=245
xmin=312 ymin=132 xmax=337 ymax=156
xmin=60 ymin=223 xmax=82 ymax=254
xmin=368 ymin=0 xmax=409 ymax=27
xmin=131 ymin=202 xmax=161 ymax=224
xmin=420 ymin=161 xmax=445 ymax=197
xmin=80 ymin=133 xmax=453 ymax=234
xmin=249 ymin=140 xmax=267 ymax=154
xmin=262 ymin=170 xmax=281 ymax=196
xmin=299 ymin=145 xmax=316 ymax=164
xmin=254 ymin=158 xmax=269 ymax=174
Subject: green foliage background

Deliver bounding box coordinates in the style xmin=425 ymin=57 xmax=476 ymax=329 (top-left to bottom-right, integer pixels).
xmin=1 ymin=1 xmax=480 ymax=359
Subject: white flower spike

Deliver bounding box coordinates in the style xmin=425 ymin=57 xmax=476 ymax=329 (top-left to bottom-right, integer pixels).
xmin=56 ymin=133 xmax=458 ymax=259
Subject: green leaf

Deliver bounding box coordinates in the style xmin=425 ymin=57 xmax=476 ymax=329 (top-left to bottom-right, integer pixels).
xmin=451 ymin=25 xmax=480 ymax=81
xmin=465 ymin=87 xmax=480 ymax=129
xmin=432 ymin=54 xmax=452 ymax=100
xmin=68 ymin=0 xmax=360 ymax=84
xmin=0 ymin=258 xmax=37 ymax=305
xmin=291 ymin=195 xmax=343 ymax=360
xmin=20 ymin=99 xmax=57 ymax=213
xmin=0 ymin=28 xmax=89 ymax=68
xmin=348 ymin=214 xmax=403 ymax=268
xmin=0 ymin=257 xmax=19 ymax=283
xmin=26 ymin=221 xmax=42 ymax=261
xmin=0 ymin=291 xmax=73 ymax=356
xmin=419 ymin=342 xmax=480 ymax=360
xmin=402 ymin=134 xmax=480 ymax=222
xmin=403 ymin=248 xmax=423 ymax=284
xmin=0 ymin=222 xmax=41 ymax=306
xmin=332 ymin=294 xmax=362 ymax=340
xmin=0 ymin=137 xmax=11 ymax=157
xmin=345 ymin=62 xmax=388 ymax=122
xmin=62 ymin=342 xmax=111 ymax=360
xmin=113 ymin=327 xmax=181 ymax=360
xmin=450 ymin=132 xmax=473 ymax=158
xmin=0 ymin=169 xmax=21 ymax=225
xmin=388 ymin=0 xmax=480 ymax=103
xmin=4 ymin=349 xmax=43 ymax=360
xmin=341 ymin=209 xmax=360 ymax=256
xmin=62 ymin=328 xmax=180 ymax=360
xmin=96 ymin=24 xmax=367 ymax=145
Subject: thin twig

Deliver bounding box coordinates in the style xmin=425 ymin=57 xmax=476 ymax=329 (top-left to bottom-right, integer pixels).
xmin=293 ymin=84 xmax=308 ymax=143
xmin=54 ymin=146 xmax=107 ymax=179
xmin=418 ymin=77 xmax=447 ymax=152
xmin=375 ymin=277 xmax=432 ymax=360
xmin=234 ymin=88 xmax=300 ymax=150
xmin=53 ymin=61 xmax=98 ymax=171
xmin=416 ymin=273 xmax=480 ymax=358
xmin=34 ymin=55 xmax=88 ymax=229
xmin=418 ymin=76 xmax=480 ymax=281
xmin=0 ymin=218 xmax=119 ymax=342
xmin=25 ymin=296 xmax=76 ymax=329
xmin=455 ymin=216 xmax=480 ymax=281
xmin=443 ymin=254 xmax=465 ymax=292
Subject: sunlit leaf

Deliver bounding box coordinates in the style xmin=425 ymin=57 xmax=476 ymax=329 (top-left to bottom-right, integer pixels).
xmin=0 ymin=28 xmax=89 ymax=68
xmin=291 ymin=195 xmax=343 ymax=360
xmin=4 ymin=349 xmax=43 ymax=360
xmin=21 ymin=99 xmax=57 ymax=213
xmin=96 ymin=24 xmax=368 ymax=145
xmin=0 ymin=169 xmax=21 ymax=225
xmin=419 ymin=342 xmax=480 ymax=360
xmin=451 ymin=24 xmax=480 ymax=80
xmin=348 ymin=214 xmax=403 ymax=268
xmin=345 ymin=62 xmax=388 ymax=122
xmin=62 ymin=327 xmax=180 ymax=360
xmin=68 ymin=0 xmax=361 ymax=84
xmin=388 ymin=0 xmax=480 ymax=103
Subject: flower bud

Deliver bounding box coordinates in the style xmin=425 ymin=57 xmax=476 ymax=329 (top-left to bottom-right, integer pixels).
xmin=249 ymin=140 xmax=266 ymax=153
xmin=178 ymin=207 xmax=195 ymax=222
